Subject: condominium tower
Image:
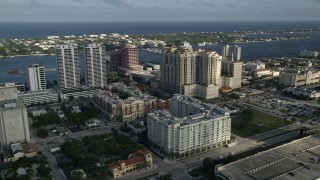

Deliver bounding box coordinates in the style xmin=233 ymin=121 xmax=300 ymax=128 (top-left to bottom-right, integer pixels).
xmin=0 ymin=85 xmax=30 ymax=145
xmin=55 ymin=45 xmax=80 ymax=88
xmin=147 ymin=94 xmax=231 ymax=155
xmin=84 ymin=44 xmax=107 ymax=88
xmin=161 ymin=46 xmax=221 ymax=99
xmin=27 ymin=64 xmax=46 ymax=91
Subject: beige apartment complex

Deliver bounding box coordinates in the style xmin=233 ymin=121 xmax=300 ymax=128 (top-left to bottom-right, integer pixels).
xmin=161 ymin=44 xmax=243 ymax=99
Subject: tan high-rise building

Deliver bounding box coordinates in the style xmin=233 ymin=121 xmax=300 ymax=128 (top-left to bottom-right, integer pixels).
xmin=161 ymin=47 xmax=221 ymax=99
xmin=84 ymin=44 xmax=107 ymax=88
xmin=56 ymin=45 xmax=80 ymax=88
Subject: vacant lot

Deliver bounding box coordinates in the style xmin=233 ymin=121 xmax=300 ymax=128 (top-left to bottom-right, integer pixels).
xmin=232 ymin=110 xmax=286 ymax=138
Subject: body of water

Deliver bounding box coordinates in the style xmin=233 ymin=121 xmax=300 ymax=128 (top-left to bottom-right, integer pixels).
xmin=1 ymin=21 xmax=320 ymax=39
xmin=0 ymin=21 xmax=320 ymax=84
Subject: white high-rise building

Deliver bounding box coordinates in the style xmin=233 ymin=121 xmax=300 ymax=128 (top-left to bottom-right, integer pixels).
xmin=147 ymin=94 xmax=231 ymax=155
xmin=0 ymin=85 xmax=30 ymax=145
xmin=222 ymin=45 xmax=241 ymax=61
xmin=27 ymin=64 xmax=46 ymax=92
xmin=84 ymin=44 xmax=107 ymax=88
xmin=56 ymin=45 xmax=80 ymax=88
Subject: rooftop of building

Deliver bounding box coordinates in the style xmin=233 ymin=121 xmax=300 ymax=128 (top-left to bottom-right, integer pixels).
xmin=124 ymin=44 xmax=137 ymax=49
xmin=108 ymin=149 xmax=151 ymax=170
xmin=149 ymin=110 xmax=228 ymax=126
xmin=19 ymin=89 xmax=58 ymax=96
xmin=217 ymin=133 xmax=320 ymax=180
xmin=0 ymin=99 xmax=25 ymax=111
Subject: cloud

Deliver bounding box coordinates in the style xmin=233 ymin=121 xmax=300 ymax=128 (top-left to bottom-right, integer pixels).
xmin=225 ymin=3 xmax=235 ymax=8
xmin=100 ymin=0 xmax=129 ymax=7
xmin=70 ymin=0 xmax=85 ymax=2
xmin=29 ymin=0 xmax=40 ymax=5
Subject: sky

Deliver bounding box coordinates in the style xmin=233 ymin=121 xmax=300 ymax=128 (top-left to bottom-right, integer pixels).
xmin=0 ymin=0 xmax=320 ymax=22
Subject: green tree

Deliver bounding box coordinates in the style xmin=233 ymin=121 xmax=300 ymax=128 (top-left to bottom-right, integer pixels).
xmin=36 ymin=128 xmax=48 ymax=139
xmin=69 ymin=95 xmax=75 ymax=102
xmin=79 ymin=155 xmax=99 ymax=172
xmin=62 ymin=140 xmax=84 ymax=163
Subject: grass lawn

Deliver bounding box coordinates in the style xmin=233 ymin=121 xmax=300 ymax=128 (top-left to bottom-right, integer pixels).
xmin=232 ymin=110 xmax=287 ymax=138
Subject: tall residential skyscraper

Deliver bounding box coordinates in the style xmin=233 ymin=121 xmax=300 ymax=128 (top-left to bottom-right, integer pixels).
xmin=55 ymin=45 xmax=80 ymax=88
xmin=27 ymin=64 xmax=46 ymax=91
xmin=222 ymin=45 xmax=241 ymax=61
xmin=0 ymin=85 xmax=30 ymax=145
xmin=161 ymin=47 xmax=221 ymax=99
xmin=84 ymin=44 xmax=107 ymax=88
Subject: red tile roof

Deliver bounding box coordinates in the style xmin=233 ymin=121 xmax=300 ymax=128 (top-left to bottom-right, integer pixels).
xmin=108 ymin=150 xmax=152 ymax=169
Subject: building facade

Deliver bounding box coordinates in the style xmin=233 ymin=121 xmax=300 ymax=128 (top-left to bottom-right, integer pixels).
xmin=0 ymin=86 xmax=30 ymax=145
xmin=19 ymin=89 xmax=59 ymax=106
xmin=110 ymin=49 xmax=122 ymax=71
xmin=0 ymin=82 xmax=25 ymax=93
xmin=56 ymin=45 xmax=81 ymax=88
xmin=222 ymin=45 xmax=241 ymax=61
xmin=110 ymin=44 xmax=143 ymax=75
xmin=108 ymin=150 xmax=153 ymax=179
xmin=279 ymin=71 xmax=320 ymax=87
xmin=161 ymin=47 xmax=221 ymax=99
xmin=84 ymin=44 xmax=107 ymax=88
xmin=27 ymin=64 xmax=46 ymax=92
xmin=147 ymin=94 xmax=231 ymax=156
xmin=219 ymin=60 xmax=243 ymax=89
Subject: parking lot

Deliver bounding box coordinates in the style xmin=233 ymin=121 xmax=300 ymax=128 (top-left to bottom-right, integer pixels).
xmin=240 ymin=95 xmax=319 ymax=120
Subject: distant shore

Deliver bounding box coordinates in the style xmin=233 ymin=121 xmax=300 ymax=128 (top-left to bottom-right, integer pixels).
xmin=0 ymin=54 xmax=55 ymax=59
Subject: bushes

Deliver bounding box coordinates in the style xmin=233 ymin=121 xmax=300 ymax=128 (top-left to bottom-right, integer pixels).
xmin=32 ymin=112 xmax=61 ymax=128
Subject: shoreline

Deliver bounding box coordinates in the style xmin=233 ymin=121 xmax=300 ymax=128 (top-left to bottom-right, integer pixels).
xmin=0 ymin=54 xmax=55 ymax=59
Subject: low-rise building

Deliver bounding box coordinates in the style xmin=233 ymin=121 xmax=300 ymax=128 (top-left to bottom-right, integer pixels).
xmin=57 ymin=87 xmax=97 ymax=100
xmin=85 ymin=119 xmax=100 ymax=128
xmin=108 ymin=150 xmax=153 ymax=179
xmin=3 ymin=143 xmax=38 ymax=163
xmin=28 ymin=107 xmax=47 ymax=116
xmin=299 ymin=50 xmax=319 ymax=58
xmin=19 ymin=89 xmax=59 ymax=106
xmin=252 ymin=69 xmax=273 ymax=78
xmin=279 ymin=70 xmax=320 ymax=87
xmin=95 ymin=83 xmax=157 ymax=121
xmin=127 ymin=121 xmax=145 ymax=135
xmin=216 ymin=133 xmax=320 ymax=180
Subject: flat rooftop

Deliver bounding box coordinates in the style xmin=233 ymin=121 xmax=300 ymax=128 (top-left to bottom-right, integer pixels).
xmin=217 ymin=133 xmax=320 ymax=180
